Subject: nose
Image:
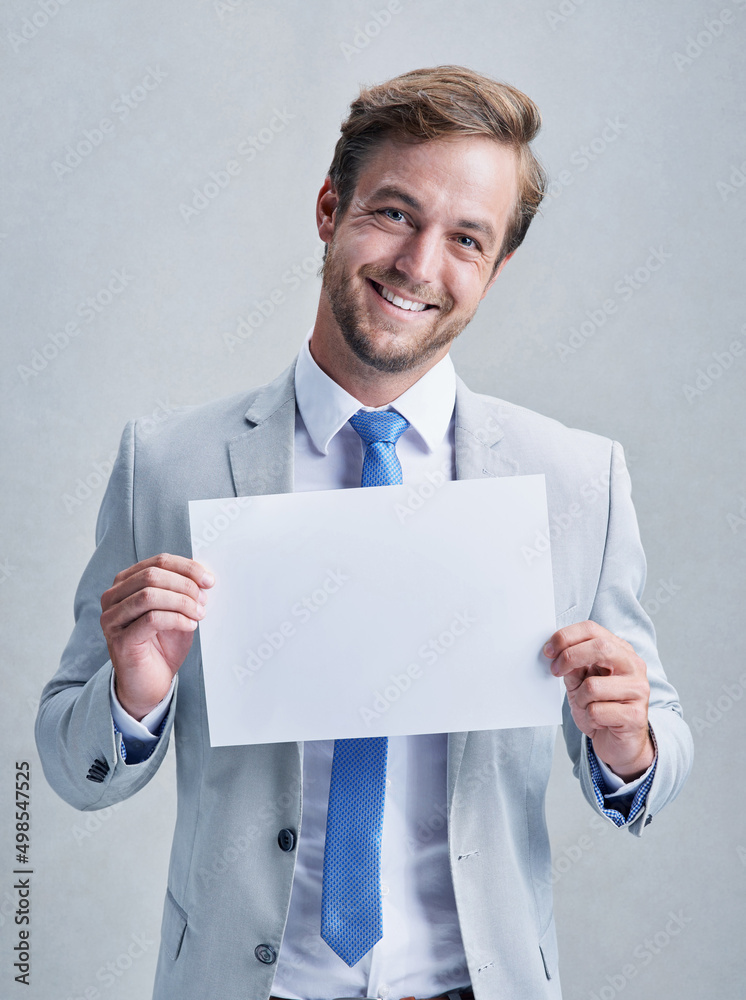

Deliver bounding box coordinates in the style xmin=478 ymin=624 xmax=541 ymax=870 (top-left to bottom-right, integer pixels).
xmin=394 ymin=229 xmax=441 ymax=287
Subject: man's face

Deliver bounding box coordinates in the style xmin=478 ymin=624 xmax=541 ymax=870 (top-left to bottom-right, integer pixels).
xmin=319 ymin=135 xmax=519 ymax=374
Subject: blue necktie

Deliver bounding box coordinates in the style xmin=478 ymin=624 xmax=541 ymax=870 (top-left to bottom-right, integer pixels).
xmin=320 ymin=408 xmax=410 ymax=967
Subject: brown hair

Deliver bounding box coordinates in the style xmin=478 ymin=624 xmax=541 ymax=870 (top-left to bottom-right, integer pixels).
xmin=328 ymin=65 xmax=546 ymax=267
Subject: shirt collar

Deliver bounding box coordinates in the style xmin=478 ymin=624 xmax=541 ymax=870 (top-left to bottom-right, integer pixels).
xmin=295 ymin=328 xmax=456 ymax=455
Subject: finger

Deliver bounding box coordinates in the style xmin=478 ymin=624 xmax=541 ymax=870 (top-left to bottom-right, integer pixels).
xmin=102 ymin=558 xmax=213 ymax=612
xmin=107 ymin=553 xmax=214 ymax=597
xmin=572 ymin=674 xmax=649 ymax=712
xmin=544 ymin=620 xmax=612 ymax=659
xmin=112 ymin=609 xmax=200 ymax=647
xmin=574 ymin=699 xmax=649 ymax=732
xmin=103 ymin=566 xmax=204 ymax=613
xmin=102 ymin=584 xmax=206 ymax=635
xmin=550 ymin=636 xmax=639 ymax=679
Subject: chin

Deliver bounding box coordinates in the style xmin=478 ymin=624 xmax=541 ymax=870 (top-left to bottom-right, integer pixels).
xmin=340 ymin=323 xmax=459 ymax=375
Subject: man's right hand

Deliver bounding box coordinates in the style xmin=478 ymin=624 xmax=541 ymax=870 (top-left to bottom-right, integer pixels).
xmin=100 ymin=554 xmax=214 ymax=722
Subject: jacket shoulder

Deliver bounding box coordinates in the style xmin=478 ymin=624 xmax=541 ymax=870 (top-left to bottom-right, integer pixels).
xmin=464 ymin=386 xmax=617 ymax=479
xmin=129 ymin=363 xmax=296 ymax=462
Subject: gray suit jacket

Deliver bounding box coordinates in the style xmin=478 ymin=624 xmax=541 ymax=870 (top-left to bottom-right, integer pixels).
xmin=36 ymin=360 xmax=693 ymax=1000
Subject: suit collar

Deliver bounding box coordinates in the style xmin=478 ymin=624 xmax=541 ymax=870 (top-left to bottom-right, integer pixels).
xmin=229 ymin=358 xmax=517 ymax=493
xmin=454 ymin=374 xmax=520 ymax=480
xmin=228 ymin=361 xmax=297 ymax=498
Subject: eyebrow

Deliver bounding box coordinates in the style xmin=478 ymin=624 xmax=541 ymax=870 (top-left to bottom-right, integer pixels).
xmin=370 ymin=185 xmax=498 ymax=248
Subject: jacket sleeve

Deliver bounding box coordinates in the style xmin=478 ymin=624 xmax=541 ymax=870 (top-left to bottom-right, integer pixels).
xmin=561 ymin=441 xmax=694 ymax=836
xmin=35 ymin=420 xmax=177 ymax=811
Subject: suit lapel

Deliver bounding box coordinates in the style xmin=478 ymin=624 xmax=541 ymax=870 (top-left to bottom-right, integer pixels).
xmin=228 ymin=361 xmax=297 ymax=498
xmin=454 ymin=373 xmax=521 ymax=480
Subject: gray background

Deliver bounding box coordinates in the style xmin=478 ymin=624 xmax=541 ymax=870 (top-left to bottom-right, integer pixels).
xmin=2 ymin=0 xmax=744 ymax=997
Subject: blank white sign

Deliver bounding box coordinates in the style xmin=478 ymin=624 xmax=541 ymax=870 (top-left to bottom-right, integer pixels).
xmin=189 ymin=474 xmax=560 ymax=747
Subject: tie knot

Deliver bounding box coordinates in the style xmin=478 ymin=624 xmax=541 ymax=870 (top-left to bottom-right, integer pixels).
xmin=349 ymin=409 xmax=409 ymax=446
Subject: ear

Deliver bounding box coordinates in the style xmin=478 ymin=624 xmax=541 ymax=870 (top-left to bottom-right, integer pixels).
xmin=316 ymin=176 xmax=340 ymax=244
xmin=480 ymin=251 xmax=515 ymax=300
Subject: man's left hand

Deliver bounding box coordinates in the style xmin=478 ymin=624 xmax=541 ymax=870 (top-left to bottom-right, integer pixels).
xmin=544 ymin=620 xmax=655 ymax=782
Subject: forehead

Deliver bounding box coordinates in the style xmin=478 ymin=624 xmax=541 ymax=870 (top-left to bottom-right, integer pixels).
xmin=352 ymin=135 xmax=519 ymax=232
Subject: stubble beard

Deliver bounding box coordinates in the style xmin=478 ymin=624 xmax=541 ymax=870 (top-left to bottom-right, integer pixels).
xmin=321 ymin=241 xmax=478 ymax=374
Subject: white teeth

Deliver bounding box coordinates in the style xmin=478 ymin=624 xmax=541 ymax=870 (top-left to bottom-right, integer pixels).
xmin=377 ymin=283 xmax=427 ymax=312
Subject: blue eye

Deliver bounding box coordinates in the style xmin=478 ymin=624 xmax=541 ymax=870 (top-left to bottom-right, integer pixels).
xmin=456 ymin=235 xmax=477 ymax=249
xmin=382 ymin=208 xmax=405 ymax=222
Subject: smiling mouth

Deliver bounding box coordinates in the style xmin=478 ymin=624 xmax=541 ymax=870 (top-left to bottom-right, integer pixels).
xmin=369 ymin=279 xmax=437 ymax=313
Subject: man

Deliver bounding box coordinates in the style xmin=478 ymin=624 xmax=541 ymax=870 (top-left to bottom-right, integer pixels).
xmin=36 ymin=66 xmax=693 ymax=1000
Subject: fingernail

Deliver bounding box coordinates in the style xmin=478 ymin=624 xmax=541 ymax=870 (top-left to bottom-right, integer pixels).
xmin=201 ymin=572 xmax=215 ymax=587
xmin=197 ymin=589 xmax=208 ymax=605
xmin=196 ymin=605 xmax=206 ymax=618
xmin=543 ymin=643 xmax=554 ymax=657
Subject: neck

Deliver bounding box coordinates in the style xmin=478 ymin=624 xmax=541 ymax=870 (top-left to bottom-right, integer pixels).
xmin=308 ymin=297 xmax=449 ymax=407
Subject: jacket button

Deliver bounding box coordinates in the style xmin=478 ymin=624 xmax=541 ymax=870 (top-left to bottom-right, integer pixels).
xmin=254 ymin=943 xmax=276 ymax=965
xmin=277 ymin=828 xmax=296 ymax=852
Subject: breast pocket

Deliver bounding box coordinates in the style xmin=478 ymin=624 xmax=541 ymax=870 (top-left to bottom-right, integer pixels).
xmin=555 ymin=604 xmax=580 ymax=630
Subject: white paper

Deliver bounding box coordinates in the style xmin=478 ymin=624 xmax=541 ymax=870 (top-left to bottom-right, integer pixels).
xmin=189 ymin=475 xmax=560 ymax=747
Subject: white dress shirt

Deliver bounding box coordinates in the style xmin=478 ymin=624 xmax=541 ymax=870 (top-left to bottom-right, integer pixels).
xmin=111 ymin=330 xmax=651 ymax=999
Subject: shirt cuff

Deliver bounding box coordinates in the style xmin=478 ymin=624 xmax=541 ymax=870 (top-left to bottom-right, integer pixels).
xmin=110 ymin=671 xmax=175 ymax=765
xmin=110 ymin=670 xmax=175 ymax=738
xmin=594 ymin=754 xmax=654 ymax=796
xmin=587 ymin=726 xmax=658 ymax=827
